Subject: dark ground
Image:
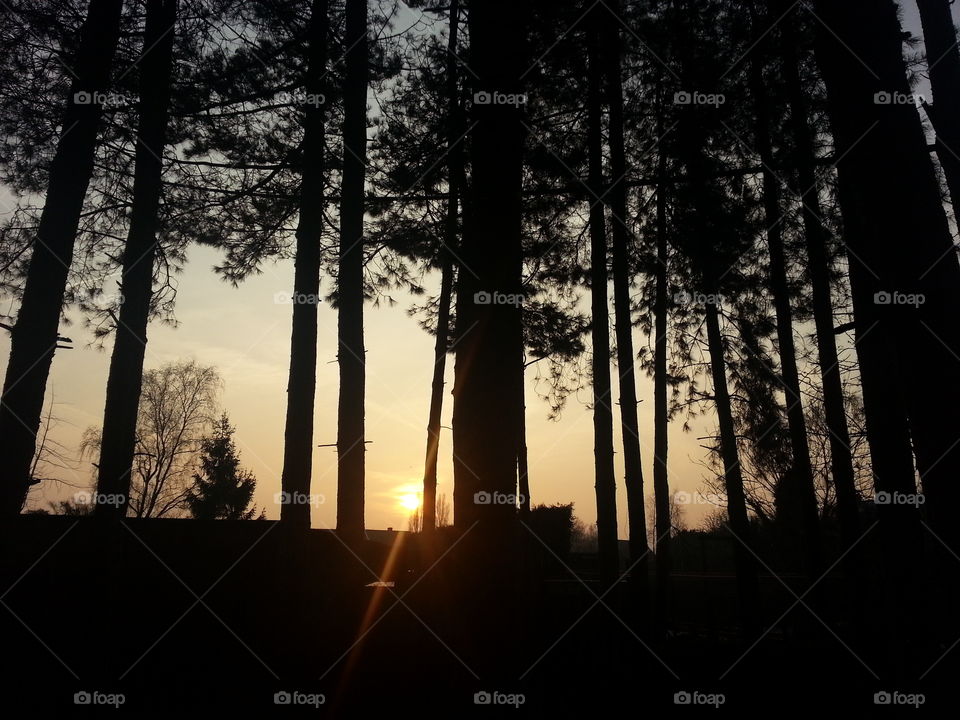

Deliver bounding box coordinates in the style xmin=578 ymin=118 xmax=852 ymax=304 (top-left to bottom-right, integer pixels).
xmin=0 ymin=516 xmax=954 ymax=715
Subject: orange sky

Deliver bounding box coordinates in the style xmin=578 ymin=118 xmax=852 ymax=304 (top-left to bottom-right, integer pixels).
xmin=0 ymin=238 xmax=716 ymax=532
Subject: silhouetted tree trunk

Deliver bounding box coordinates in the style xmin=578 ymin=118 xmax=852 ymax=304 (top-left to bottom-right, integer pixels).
xmin=813 ymin=0 xmax=960 ymax=562
xmin=422 ymin=257 xmax=452 ymax=535
xmin=814 ymin=0 xmax=949 ymax=670
xmin=422 ymin=0 xmax=460 ymax=536
xmin=653 ymin=84 xmax=672 ymax=631
xmin=450 ymin=0 xmax=527 ymax=680
xmin=0 ymin=0 xmax=123 ymax=516
xmin=601 ymin=0 xmax=648 ymax=599
xmin=917 ymin=0 xmax=960 ymax=219
xmin=451 ymin=1 xmax=525 ymax=534
xmin=587 ymin=15 xmax=619 ymax=587
xmin=94 ymin=0 xmax=178 ymax=519
xmin=778 ymin=2 xmax=860 ymax=558
xmin=778 ymin=5 xmax=864 ymax=638
xmin=747 ymin=5 xmax=822 ymax=576
xmin=336 ymin=0 xmax=368 ymax=542
xmin=280 ymin=0 xmax=328 ymax=528
xmin=704 ymin=299 xmax=761 ymax=636
xmin=517 ymin=359 xmax=531 ymax=516
xmin=836 ymin=169 xmax=923 ymax=674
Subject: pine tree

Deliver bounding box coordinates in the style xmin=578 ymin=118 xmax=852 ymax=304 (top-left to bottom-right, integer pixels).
xmin=745 ymin=1 xmax=822 ymax=577
xmin=776 ymin=0 xmax=861 ymax=563
xmin=421 ymin=0 xmax=461 ymax=536
xmin=95 ymin=0 xmax=178 ymax=518
xmin=335 ymin=0 xmax=369 ymax=543
xmin=186 ymin=414 xmax=260 ymax=520
xmin=0 ymin=0 xmax=124 ymax=515
xmin=279 ymin=0 xmax=329 ymax=529
xmin=601 ymin=0 xmax=649 ymax=599
xmin=586 ymin=6 xmax=619 ymax=588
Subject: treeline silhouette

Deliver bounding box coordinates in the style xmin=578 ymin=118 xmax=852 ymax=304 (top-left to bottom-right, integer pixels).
xmin=1 ymin=0 xmax=959 ymax=713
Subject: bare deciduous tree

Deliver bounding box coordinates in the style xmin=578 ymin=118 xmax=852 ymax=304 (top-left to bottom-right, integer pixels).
xmin=408 ymin=492 xmax=451 ymax=532
xmin=646 ymin=492 xmax=686 ymax=550
xmin=29 ymin=392 xmax=83 ymax=493
xmin=82 ymin=359 xmax=220 ymax=518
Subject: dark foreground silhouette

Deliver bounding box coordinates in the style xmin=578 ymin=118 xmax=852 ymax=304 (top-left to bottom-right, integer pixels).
xmin=1 ymin=515 xmax=954 ymax=714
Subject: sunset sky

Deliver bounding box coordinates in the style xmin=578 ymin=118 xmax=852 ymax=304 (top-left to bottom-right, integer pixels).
xmin=0 ymin=1 xmax=946 ymax=533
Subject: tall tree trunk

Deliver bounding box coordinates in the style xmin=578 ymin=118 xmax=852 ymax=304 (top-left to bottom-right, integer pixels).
xmin=451 ymin=1 xmax=525 ymax=534
xmin=836 ymin=175 xmax=923 ymax=675
xmin=601 ymin=0 xmax=648 ymax=598
xmin=778 ymin=3 xmax=865 ymax=637
xmin=280 ymin=0 xmax=328 ymax=528
xmin=704 ymin=300 xmax=761 ymax=636
xmin=421 ymin=0 xmax=460 ymax=536
xmin=0 ymin=0 xmax=124 ymax=516
xmin=747 ymin=7 xmax=822 ymax=577
xmin=587 ymin=14 xmax=619 ymax=588
xmin=94 ymin=0 xmax=178 ymax=519
xmin=814 ymin=0 xmax=948 ymax=671
xmin=517 ymin=358 xmax=531 ymax=516
xmin=450 ymin=0 xmax=526 ymax=680
xmin=917 ymin=0 xmax=960 ymax=219
xmin=813 ymin=0 xmax=960 ymax=570
xmin=335 ymin=0 xmax=368 ymax=543
xmin=778 ymin=1 xmax=860 ymax=560
xmin=422 ymin=257 xmax=453 ymax=535
xmin=652 ymin=84 xmax=672 ymax=632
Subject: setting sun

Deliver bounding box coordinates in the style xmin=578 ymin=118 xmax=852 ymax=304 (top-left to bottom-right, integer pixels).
xmin=398 ymin=492 xmax=421 ymax=512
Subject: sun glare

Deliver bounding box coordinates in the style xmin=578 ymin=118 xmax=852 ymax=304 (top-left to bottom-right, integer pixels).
xmin=399 ymin=492 xmax=421 ymax=512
